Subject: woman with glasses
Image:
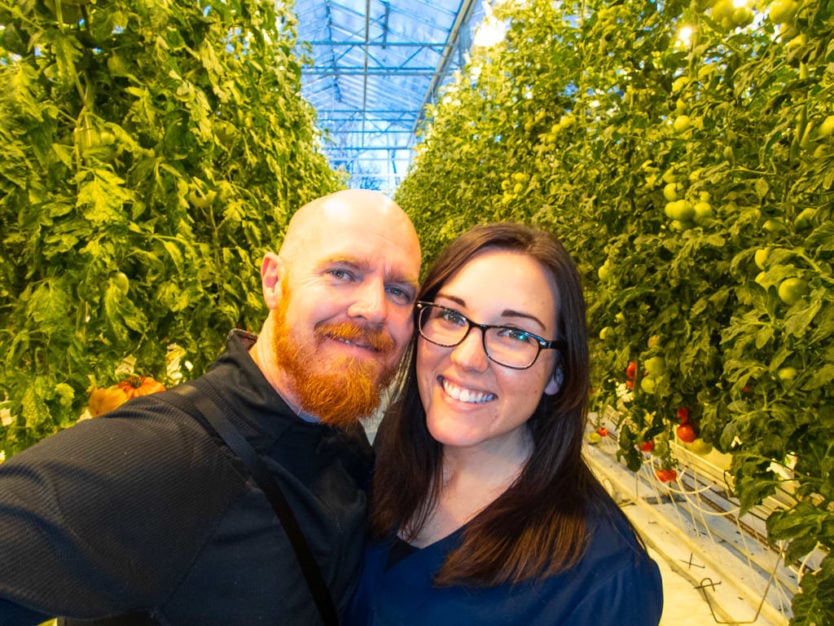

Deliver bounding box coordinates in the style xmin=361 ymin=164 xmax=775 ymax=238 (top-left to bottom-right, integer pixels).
xmin=347 ymin=223 xmax=663 ymax=625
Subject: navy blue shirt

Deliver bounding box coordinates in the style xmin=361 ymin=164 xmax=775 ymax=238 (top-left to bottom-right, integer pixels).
xmin=348 ymin=510 xmax=663 ymax=626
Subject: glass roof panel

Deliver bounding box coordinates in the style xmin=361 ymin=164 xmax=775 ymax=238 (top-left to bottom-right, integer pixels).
xmin=294 ymin=0 xmax=490 ymax=193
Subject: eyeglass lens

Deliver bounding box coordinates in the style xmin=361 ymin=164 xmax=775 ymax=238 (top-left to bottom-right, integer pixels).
xmin=418 ymin=304 xmax=541 ymax=368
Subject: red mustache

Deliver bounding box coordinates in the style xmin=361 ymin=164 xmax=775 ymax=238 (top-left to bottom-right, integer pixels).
xmin=316 ymin=322 xmax=396 ymax=354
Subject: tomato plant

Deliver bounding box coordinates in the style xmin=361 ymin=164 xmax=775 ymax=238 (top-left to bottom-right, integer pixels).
xmin=0 ymin=0 xmax=342 ymax=455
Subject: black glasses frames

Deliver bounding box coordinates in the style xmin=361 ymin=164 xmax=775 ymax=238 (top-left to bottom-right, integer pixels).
xmin=415 ymin=300 xmax=565 ymax=370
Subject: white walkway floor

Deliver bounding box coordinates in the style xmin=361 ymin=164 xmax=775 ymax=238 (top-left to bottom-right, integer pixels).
xmin=586 ymin=440 xmax=794 ymax=626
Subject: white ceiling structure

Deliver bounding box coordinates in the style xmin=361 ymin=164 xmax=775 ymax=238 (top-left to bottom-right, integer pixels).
xmin=293 ymin=0 xmax=494 ymax=194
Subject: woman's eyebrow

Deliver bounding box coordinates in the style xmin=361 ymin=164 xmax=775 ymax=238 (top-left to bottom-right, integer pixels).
xmin=434 ymin=293 xmax=547 ymax=331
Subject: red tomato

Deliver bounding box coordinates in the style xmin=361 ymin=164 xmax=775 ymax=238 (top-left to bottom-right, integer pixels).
xmin=626 ymin=361 xmax=638 ymax=380
xmin=118 ymin=376 xmax=166 ymax=399
xmin=626 ymin=380 xmax=634 ymax=389
xmin=654 ymin=468 xmax=678 ymax=482
xmin=676 ymin=423 xmax=696 ymax=443
xmin=676 ymin=406 xmax=689 ymax=423
xmin=597 ymin=427 xmax=609 ymax=437
xmin=640 ymin=440 xmax=655 ymax=452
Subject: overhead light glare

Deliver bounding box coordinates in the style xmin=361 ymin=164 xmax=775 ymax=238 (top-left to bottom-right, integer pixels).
xmin=677 ymin=25 xmax=695 ymax=47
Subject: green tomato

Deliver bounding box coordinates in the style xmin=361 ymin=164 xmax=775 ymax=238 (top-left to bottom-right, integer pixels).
xmin=778 ymin=278 xmax=808 ymax=305
xmin=644 ymin=357 xmax=666 ymax=377
xmin=762 ymin=219 xmax=784 ymax=233
xmin=640 ymin=377 xmax=657 ymax=394
xmin=663 ymin=182 xmax=680 ymax=202
xmin=794 ymin=208 xmax=817 ymax=231
xmin=599 ymin=326 xmax=615 ymax=341
xmin=693 ymin=201 xmax=713 ymax=222
xmin=665 ymin=200 xmax=694 ymax=222
xmin=769 ymin=0 xmax=799 ymax=24
xmin=112 ymin=272 xmax=130 ymax=296
xmin=688 ymin=438 xmax=713 ymax=455
xmin=754 ymin=248 xmax=770 ymax=270
xmin=673 ymin=115 xmax=692 ymax=133
xmin=711 ymin=0 xmax=735 ymax=22
xmin=777 ymin=366 xmax=798 ymax=381
xmin=732 ymin=7 xmax=753 ymax=27
xmin=671 ymin=76 xmax=689 ymax=93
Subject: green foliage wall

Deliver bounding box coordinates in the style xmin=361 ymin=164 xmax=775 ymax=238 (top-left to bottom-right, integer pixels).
xmin=0 ymin=0 xmax=341 ymax=454
xmin=395 ymin=0 xmax=833 ymax=622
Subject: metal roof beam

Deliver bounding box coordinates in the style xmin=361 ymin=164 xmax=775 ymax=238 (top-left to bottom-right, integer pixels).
xmin=304 ymin=67 xmax=437 ymax=75
xmin=411 ymin=0 xmax=479 ymax=136
xmin=328 ymin=146 xmax=414 ymax=151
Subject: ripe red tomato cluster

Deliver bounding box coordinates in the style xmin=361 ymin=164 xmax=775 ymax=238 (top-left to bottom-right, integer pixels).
xmin=675 ymin=406 xmax=697 ymax=443
xmin=654 ymin=468 xmax=677 ymax=483
xmin=625 ymin=361 xmax=637 ymax=389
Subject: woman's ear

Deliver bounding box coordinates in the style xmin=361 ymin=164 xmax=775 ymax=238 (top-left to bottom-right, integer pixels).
xmin=544 ymin=364 xmax=564 ymax=396
xmin=261 ymin=252 xmax=285 ymax=310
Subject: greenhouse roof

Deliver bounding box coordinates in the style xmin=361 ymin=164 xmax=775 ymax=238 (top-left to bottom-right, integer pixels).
xmin=294 ymin=0 xmax=492 ymax=194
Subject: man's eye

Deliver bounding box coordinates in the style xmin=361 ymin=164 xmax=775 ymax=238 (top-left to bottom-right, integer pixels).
xmin=386 ymin=286 xmax=413 ymax=304
xmin=328 ymin=269 xmax=355 ymax=281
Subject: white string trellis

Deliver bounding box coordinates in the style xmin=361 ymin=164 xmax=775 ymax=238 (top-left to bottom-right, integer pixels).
xmin=590 ymin=430 xmax=799 ymax=624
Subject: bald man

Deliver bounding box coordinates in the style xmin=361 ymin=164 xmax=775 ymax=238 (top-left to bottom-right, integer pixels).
xmin=0 ymin=190 xmax=422 ymax=626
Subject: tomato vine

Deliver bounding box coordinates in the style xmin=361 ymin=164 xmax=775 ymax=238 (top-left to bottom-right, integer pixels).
xmin=0 ymin=0 xmax=341 ymax=455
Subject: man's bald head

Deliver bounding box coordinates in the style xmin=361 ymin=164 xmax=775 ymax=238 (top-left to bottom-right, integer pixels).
xmin=279 ymin=190 xmax=418 ymax=265
xmin=252 ymin=188 xmax=421 ymax=423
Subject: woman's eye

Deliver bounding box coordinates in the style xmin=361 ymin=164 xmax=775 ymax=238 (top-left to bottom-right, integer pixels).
xmin=439 ymin=309 xmax=466 ymax=326
xmin=499 ymin=327 xmax=532 ymax=343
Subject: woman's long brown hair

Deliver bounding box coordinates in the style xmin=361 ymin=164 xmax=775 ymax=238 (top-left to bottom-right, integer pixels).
xmin=371 ymin=222 xmax=635 ymax=586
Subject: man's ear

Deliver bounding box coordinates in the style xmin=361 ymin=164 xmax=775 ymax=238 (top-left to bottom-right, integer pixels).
xmin=261 ymin=252 xmax=285 ymax=310
xmin=544 ymin=364 xmax=564 ymax=396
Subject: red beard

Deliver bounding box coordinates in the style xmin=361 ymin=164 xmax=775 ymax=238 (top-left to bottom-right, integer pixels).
xmin=271 ymin=283 xmax=398 ymax=428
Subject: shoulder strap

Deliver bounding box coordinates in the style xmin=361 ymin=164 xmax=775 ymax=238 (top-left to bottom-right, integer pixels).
xmin=168 ymin=385 xmax=340 ymax=626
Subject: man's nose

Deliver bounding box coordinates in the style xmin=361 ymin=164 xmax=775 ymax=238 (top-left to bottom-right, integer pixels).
xmin=347 ymin=278 xmax=387 ymax=324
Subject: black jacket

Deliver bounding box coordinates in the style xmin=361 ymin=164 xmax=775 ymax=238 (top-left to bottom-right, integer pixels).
xmin=0 ymin=331 xmax=373 ymax=625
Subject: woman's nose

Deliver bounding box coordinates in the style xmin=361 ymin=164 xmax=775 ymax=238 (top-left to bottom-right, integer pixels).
xmin=449 ymin=326 xmax=490 ymax=371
